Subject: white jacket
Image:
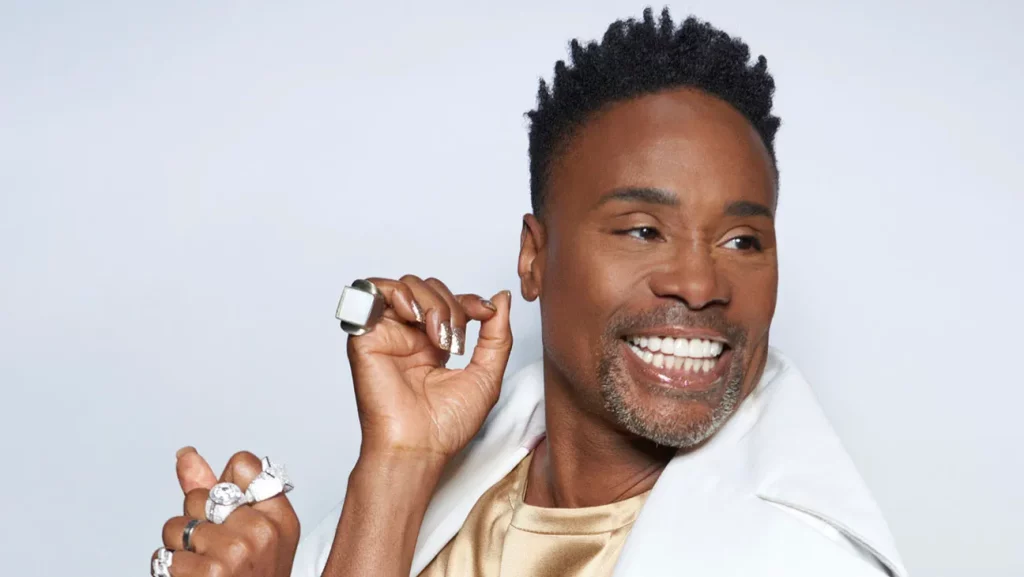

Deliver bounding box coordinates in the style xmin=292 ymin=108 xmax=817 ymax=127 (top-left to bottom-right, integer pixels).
xmin=293 ymin=348 xmax=907 ymax=576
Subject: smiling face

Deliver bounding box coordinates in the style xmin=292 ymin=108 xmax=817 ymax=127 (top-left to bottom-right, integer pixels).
xmin=519 ymin=87 xmax=778 ymax=448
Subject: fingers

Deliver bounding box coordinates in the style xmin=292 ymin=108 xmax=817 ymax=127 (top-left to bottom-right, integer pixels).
xmin=220 ymin=451 xmax=299 ymax=537
xmin=184 ymin=487 xmax=209 ymax=519
xmin=363 ymin=277 xmax=424 ymax=325
xmin=457 ymin=293 xmax=499 ymax=321
xmin=163 ymin=515 xmax=221 ymax=554
xmin=218 ymin=450 xmax=263 ymax=487
xmin=399 ymin=275 xmax=454 ymax=353
xmin=175 ymin=447 xmax=217 ymax=494
xmin=466 ymin=290 xmax=514 ymax=388
xmin=424 ymin=277 xmax=469 ymax=355
xmin=357 ymin=275 xmax=501 ymax=358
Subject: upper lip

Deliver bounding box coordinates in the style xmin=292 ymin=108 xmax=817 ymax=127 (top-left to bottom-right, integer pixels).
xmin=621 ymin=327 xmax=730 ymax=345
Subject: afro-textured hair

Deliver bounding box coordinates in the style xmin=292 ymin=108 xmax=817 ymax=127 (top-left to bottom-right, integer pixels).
xmin=526 ymin=7 xmax=781 ymax=217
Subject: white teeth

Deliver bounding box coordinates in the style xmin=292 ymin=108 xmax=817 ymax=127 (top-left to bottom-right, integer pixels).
xmin=629 ymin=340 xmax=723 ymax=374
xmin=673 ymin=339 xmax=689 ymax=357
xmin=649 ymin=336 xmax=662 ymax=352
xmin=633 ymin=336 xmax=725 ymax=358
xmin=660 ymin=337 xmax=675 ymax=354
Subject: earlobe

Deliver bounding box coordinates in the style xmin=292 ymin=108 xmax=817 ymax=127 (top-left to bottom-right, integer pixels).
xmin=518 ymin=214 xmax=545 ymax=302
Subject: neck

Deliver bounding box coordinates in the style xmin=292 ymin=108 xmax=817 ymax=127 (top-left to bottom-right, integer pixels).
xmin=524 ymin=363 xmax=676 ymax=508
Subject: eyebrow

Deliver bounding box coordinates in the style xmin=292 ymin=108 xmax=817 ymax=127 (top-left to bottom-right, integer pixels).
xmin=724 ymin=200 xmax=774 ymax=220
xmin=595 ymin=187 xmax=680 ymax=208
xmin=596 ymin=188 xmax=773 ymax=220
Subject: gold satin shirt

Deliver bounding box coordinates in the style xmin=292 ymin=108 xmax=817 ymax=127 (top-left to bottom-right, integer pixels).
xmin=418 ymin=452 xmax=650 ymax=577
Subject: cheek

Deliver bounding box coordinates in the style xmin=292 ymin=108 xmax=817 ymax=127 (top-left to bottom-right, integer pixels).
xmin=724 ymin=258 xmax=778 ymax=334
xmin=541 ymin=236 xmax=634 ymax=363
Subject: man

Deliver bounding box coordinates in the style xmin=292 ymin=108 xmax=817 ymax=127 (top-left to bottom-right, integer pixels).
xmin=156 ymin=8 xmax=906 ymax=577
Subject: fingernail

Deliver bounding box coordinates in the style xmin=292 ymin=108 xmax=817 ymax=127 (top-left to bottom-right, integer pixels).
xmin=438 ymin=321 xmax=452 ymax=351
xmin=450 ymin=326 xmax=465 ymax=355
xmin=411 ymin=299 xmax=425 ymax=323
xmin=480 ymin=299 xmax=497 ymax=312
xmin=176 ymin=446 xmax=195 ymax=459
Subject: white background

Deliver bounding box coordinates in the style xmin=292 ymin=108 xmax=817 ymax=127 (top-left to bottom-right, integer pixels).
xmin=2 ymin=1 xmax=1022 ymax=576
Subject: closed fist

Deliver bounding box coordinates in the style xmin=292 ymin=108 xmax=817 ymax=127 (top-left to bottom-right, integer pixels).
xmin=152 ymin=448 xmax=300 ymax=577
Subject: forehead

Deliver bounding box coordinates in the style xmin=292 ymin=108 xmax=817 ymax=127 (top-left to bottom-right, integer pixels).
xmin=547 ymin=87 xmax=776 ymax=216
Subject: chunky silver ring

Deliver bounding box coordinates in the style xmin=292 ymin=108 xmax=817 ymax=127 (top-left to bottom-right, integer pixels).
xmin=336 ymin=279 xmax=386 ymax=335
xmin=205 ymin=482 xmax=247 ymax=524
xmin=182 ymin=518 xmax=204 ymax=552
xmin=151 ymin=547 xmax=173 ymax=577
xmin=245 ymin=456 xmax=294 ymax=504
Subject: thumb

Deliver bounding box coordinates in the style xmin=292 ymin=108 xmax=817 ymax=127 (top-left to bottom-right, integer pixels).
xmin=466 ymin=290 xmax=513 ymax=387
xmin=175 ymin=446 xmax=218 ymax=494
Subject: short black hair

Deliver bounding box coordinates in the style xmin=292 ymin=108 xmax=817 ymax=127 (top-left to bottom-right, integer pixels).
xmin=526 ymin=7 xmax=781 ymax=217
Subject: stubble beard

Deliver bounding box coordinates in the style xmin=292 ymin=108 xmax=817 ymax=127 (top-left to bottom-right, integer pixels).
xmin=596 ymin=308 xmax=749 ymax=449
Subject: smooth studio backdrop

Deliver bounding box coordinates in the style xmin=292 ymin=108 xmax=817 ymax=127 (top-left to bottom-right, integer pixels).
xmin=2 ymin=1 xmax=1021 ymax=576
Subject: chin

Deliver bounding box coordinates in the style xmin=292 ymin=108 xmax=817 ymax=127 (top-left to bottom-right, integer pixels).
xmin=598 ymin=345 xmax=746 ymax=449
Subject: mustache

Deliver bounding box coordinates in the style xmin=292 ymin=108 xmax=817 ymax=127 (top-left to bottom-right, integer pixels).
xmin=605 ymin=304 xmax=747 ymax=347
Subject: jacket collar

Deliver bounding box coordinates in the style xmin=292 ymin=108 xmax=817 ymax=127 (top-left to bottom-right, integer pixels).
xmin=410 ymin=348 xmax=906 ymax=576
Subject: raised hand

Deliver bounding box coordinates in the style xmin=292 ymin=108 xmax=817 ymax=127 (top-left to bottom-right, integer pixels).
xmin=346 ymin=276 xmax=513 ymax=463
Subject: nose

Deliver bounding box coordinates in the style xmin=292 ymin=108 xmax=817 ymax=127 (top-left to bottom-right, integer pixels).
xmin=647 ymin=244 xmax=730 ymax=310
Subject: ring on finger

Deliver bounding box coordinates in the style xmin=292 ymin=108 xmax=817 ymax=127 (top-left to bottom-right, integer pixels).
xmin=245 ymin=456 xmax=294 ymax=504
xmin=205 ymin=482 xmax=247 ymax=524
xmin=336 ymin=279 xmax=386 ymax=335
xmin=182 ymin=518 xmax=204 ymax=552
xmin=151 ymin=547 xmax=173 ymax=577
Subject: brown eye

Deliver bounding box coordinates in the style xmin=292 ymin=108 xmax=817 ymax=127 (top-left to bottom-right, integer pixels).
xmin=624 ymin=226 xmax=661 ymax=241
xmin=724 ymin=236 xmax=762 ymax=251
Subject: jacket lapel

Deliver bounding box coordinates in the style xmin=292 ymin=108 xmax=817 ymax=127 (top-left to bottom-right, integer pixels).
xmin=410 ymin=349 xmax=907 ymax=577
xmin=612 ymin=350 xmax=908 ymax=576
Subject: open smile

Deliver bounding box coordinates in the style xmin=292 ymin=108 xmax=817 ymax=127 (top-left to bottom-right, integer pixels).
xmin=619 ymin=333 xmax=732 ymax=391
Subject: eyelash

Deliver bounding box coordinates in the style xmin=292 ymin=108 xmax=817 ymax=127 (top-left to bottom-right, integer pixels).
xmin=620 ymin=226 xmax=662 ymax=241
xmin=723 ymin=235 xmax=763 ymax=252
xmin=618 ymin=227 xmax=763 ymax=252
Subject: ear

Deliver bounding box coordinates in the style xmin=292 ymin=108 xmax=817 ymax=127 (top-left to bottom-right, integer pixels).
xmin=518 ymin=214 xmax=546 ymax=302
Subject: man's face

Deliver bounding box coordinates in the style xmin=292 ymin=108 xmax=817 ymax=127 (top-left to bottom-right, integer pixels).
xmin=522 ymin=87 xmax=778 ymax=448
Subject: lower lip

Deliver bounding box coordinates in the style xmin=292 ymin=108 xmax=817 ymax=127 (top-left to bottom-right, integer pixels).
xmin=620 ymin=339 xmax=731 ymax=393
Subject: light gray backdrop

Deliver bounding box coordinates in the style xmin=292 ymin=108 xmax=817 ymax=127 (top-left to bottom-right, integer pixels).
xmin=2 ymin=1 xmax=1021 ymax=576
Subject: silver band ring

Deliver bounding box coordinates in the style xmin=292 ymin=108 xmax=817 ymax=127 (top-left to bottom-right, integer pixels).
xmin=183 ymin=518 xmax=203 ymax=552
xmin=336 ymin=279 xmax=386 ymax=335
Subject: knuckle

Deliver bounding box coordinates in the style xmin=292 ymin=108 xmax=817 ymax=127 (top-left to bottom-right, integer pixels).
xmin=226 ymin=538 xmax=252 ymax=562
xmin=226 ymin=451 xmax=262 ymax=478
xmin=248 ymin=515 xmax=280 ymax=549
xmin=228 ymin=450 xmax=259 ymax=467
xmin=204 ymin=559 xmax=229 ymax=577
xmin=424 ymin=277 xmax=449 ymax=291
xmin=399 ymin=273 xmax=422 ymax=284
